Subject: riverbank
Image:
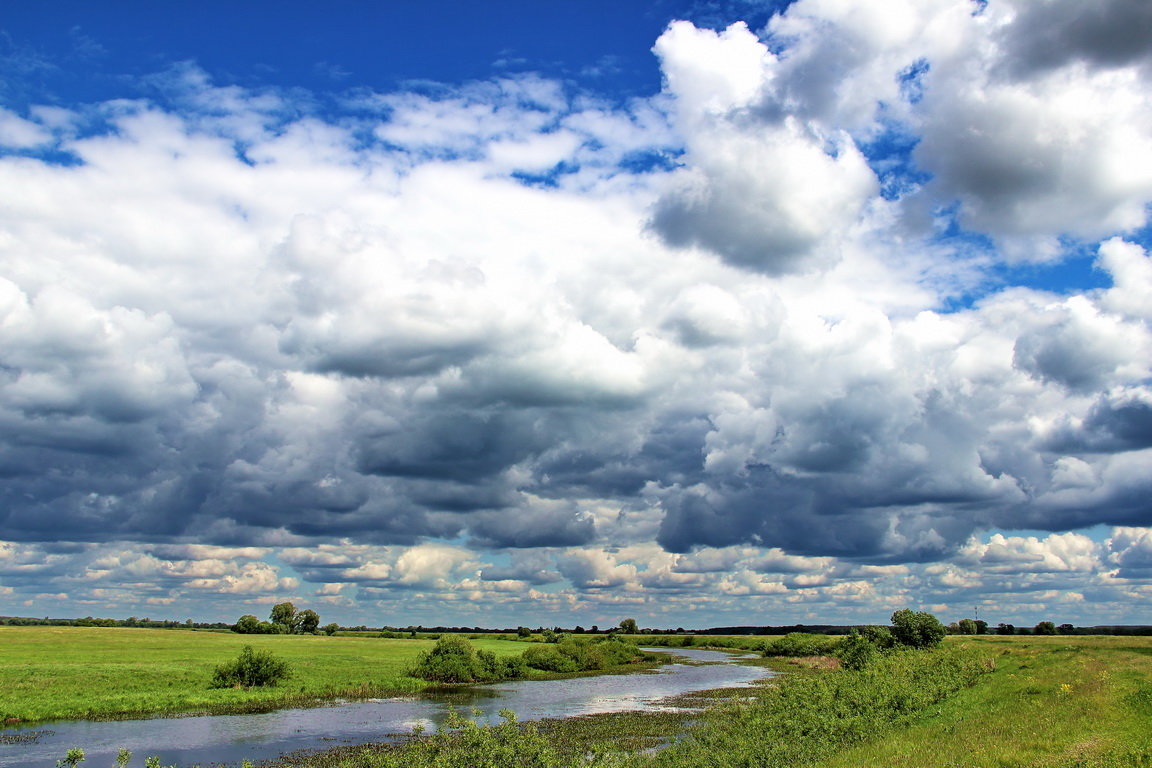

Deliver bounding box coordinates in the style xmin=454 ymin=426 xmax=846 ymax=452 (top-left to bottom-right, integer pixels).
xmin=273 ymin=636 xmax=1152 ymax=768
xmin=0 ymin=627 xmax=659 ymax=725
xmin=3 ymin=646 xmax=769 ymax=768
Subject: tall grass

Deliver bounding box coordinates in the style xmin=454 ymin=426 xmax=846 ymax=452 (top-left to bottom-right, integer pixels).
xmin=652 ymin=646 xmax=989 ymax=768
xmin=815 ymin=636 xmax=1152 ymax=768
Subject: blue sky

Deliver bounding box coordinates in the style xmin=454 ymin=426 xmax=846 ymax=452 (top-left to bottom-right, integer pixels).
xmin=2 ymin=2 xmax=784 ymax=105
xmin=1 ymin=0 xmax=1151 ymax=630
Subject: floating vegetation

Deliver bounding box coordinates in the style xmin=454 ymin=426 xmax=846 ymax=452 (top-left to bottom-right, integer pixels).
xmin=0 ymin=729 xmax=53 ymax=745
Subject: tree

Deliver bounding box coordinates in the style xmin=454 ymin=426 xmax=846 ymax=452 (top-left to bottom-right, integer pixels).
xmin=270 ymin=602 xmax=298 ymax=633
xmin=1057 ymin=623 xmax=1076 ymax=635
xmin=890 ymin=609 xmax=946 ymax=649
xmin=957 ymin=618 xmax=978 ymax=635
xmin=975 ymin=620 xmax=988 ymax=635
xmin=516 ymin=626 xmax=532 ymax=638
xmin=297 ymin=609 xmax=320 ymax=634
xmin=996 ymin=622 xmax=1016 ymax=635
xmin=619 ymin=618 xmax=639 ymax=634
xmin=1034 ymin=621 xmax=1057 ymax=635
xmin=322 ymin=623 xmax=340 ymax=636
xmin=233 ymin=614 xmax=262 ymax=634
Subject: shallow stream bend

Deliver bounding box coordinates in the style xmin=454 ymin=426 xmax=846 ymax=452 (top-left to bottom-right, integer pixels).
xmin=0 ymin=647 xmax=772 ymax=768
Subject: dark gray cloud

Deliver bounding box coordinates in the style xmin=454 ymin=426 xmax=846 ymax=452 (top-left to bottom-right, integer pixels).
xmin=1044 ymin=391 xmax=1152 ymax=453
xmin=468 ymin=503 xmax=597 ymax=549
xmin=355 ymin=410 xmax=548 ymax=483
xmin=997 ymin=0 xmax=1152 ymax=77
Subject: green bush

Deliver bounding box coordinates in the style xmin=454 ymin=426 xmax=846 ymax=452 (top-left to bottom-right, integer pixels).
xmin=55 ymin=748 xmax=84 ymax=767
xmin=411 ymin=636 xmax=525 ymax=683
xmin=836 ymin=630 xmax=880 ymax=670
xmin=521 ymin=636 xmax=645 ymax=674
xmin=522 ymin=644 xmax=579 ymax=673
xmin=761 ymin=632 xmax=839 ymax=657
xmin=890 ymin=609 xmax=947 ymax=649
xmin=210 ymin=645 xmax=291 ymax=688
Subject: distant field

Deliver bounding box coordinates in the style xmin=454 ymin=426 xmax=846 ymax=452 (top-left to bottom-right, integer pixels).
xmin=0 ymin=626 xmax=529 ymax=724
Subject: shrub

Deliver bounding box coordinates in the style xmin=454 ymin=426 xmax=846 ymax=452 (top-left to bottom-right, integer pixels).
xmin=762 ymin=632 xmax=839 ymax=658
xmin=521 ymin=636 xmax=646 ymax=673
xmin=411 ymin=636 xmax=525 ymax=683
xmin=859 ymin=625 xmax=895 ymax=649
xmin=837 ymin=630 xmax=880 ymax=670
xmin=522 ymin=643 xmax=579 ymax=673
xmin=210 ymin=646 xmax=291 ymax=688
xmin=890 ymin=609 xmax=947 ymax=649
xmin=56 ymin=748 xmax=84 ymax=767
xmin=480 ymin=649 xmax=528 ymax=680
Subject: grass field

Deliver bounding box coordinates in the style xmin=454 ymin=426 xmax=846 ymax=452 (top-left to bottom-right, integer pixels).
xmin=285 ymin=634 xmax=1152 ymax=768
xmin=11 ymin=629 xmax=1152 ymax=767
xmin=0 ymin=626 xmax=531 ymax=724
xmin=813 ymin=635 xmax=1152 ymax=768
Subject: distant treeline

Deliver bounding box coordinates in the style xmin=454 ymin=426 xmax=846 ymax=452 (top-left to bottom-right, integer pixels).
xmin=2 ymin=614 xmax=1150 ymax=636
xmin=0 ymin=615 xmax=232 ymax=630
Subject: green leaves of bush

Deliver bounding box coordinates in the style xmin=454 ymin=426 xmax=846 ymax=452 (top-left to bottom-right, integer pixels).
xmin=890 ymin=609 xmax=947 ymax=649
xmin=522 ymin=636 xmax=645 ymax=674
xmin=210 ymin=645 xmax=291 ymax=688
xmin=411 ymin=637 xmax=527 ymax=683
xmin=411 ymin=635 xmax=647 ymax=683
xmin=760 ymin=632 xmax=840 ymax=658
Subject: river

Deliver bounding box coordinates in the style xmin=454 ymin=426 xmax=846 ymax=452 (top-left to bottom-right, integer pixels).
xmin=0 ymin=647 xmax=772 ymax=768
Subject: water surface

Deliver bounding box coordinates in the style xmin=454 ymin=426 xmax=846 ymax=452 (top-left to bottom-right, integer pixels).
xmin=0 ymin=647 xmax=770 ymax=768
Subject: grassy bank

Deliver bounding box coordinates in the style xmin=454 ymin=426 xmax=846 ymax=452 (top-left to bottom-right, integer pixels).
xmin=279 ymin=635 xmax=1152 ymax=768
xmin=0 ymin=626 xmax=532 ymax=724
xmin=815 ymin=635 xmax=1152 ymax=768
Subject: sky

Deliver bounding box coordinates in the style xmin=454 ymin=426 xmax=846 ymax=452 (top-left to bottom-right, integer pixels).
xmin=1 ymin=0 xmax=1151 ymax=629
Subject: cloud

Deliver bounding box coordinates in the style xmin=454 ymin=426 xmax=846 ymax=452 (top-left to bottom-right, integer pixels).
xmin=1 ymin=1 xmax=1151 ymax=626
xmin=914 ymin=1 xmax=1152 ymax=244
xmin=0 ymin=108 xmax=52 ymax=148
xmin=995 ymin=0 xmax=1152 ymax=76
xmin=650 ymin=22 xmax=878 ymax=274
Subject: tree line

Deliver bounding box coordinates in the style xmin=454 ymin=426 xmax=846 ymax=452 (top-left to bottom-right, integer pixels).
xmin=231 ymin=602 xmax=338 ymax=635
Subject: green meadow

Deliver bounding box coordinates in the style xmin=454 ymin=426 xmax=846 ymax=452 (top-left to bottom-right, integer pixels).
xmin=816 ymin=635 xmax=1152 ymax=768
xmin=287 ymin=634 xmax=1152 ymax=768
xmin=0 ymin=626 xmax=529 ymax=724
xmin=8 ymin=628 xmax=1152 ymax=768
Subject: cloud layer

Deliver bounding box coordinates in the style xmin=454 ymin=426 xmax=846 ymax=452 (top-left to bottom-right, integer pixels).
xmin=1 ymin=0 xmax=1151 ymax=626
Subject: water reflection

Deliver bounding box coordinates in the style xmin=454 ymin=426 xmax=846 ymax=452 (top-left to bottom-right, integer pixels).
xmin=1 ymin=647 xmax=771 ymax=768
